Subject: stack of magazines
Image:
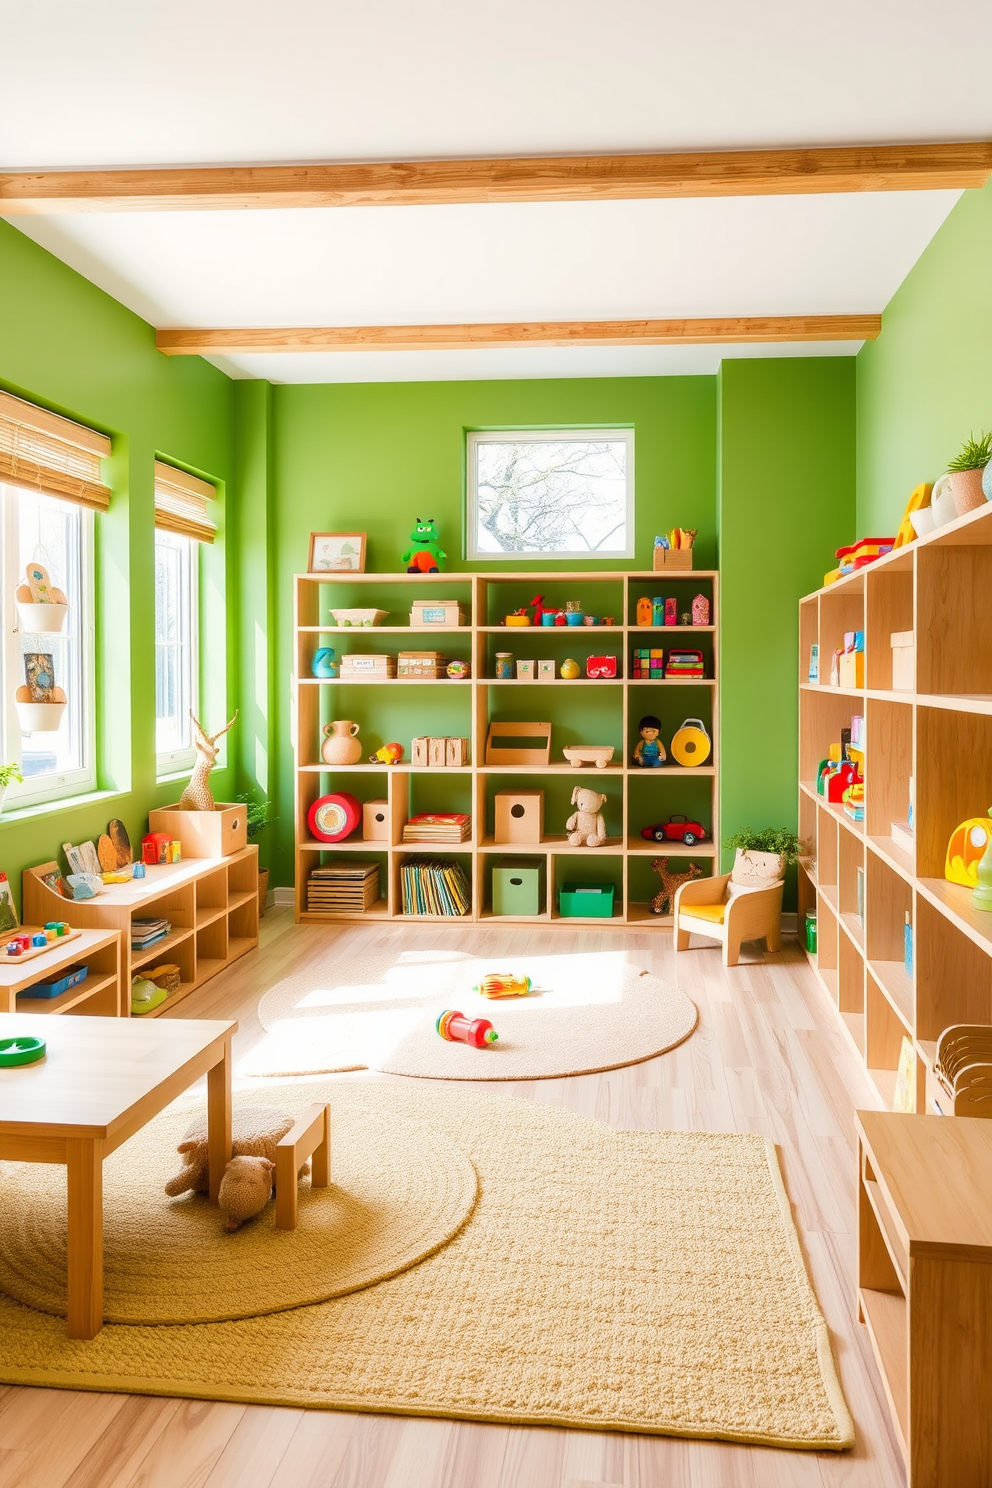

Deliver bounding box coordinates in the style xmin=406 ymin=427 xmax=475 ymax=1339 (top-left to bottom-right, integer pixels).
xmin=402 ymin=812 xmax=471 ymax=844
xmin=401 ymin=858 xmax=471 ymax=916
xmin=131 ymin=917 xmax=171 ymax=949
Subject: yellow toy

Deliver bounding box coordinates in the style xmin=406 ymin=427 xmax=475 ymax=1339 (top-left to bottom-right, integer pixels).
xmin=945 ymin=810 xmax=992 ymax=887
xmin=893 ymin=482 xmax=933 ymax=549
xmin=474 ymin=972 xmax=532 ymax=999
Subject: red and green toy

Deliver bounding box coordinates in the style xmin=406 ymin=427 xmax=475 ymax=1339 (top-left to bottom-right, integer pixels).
xmin=403 ymin=518 xmax=447 ymax=574
xmin=436 ymin=1009 xmax=499 ymax=1047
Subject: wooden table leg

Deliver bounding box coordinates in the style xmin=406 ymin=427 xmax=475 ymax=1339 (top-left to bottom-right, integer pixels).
xmin=66 ymin=1137 xmax=103 ymax=1339
xmin=207 ymin=1037 xmax=232 ymax=1204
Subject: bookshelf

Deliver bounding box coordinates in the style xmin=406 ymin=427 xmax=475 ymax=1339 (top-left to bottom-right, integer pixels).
xmin=798 ymin=496 xmax=992 ymax=1113
xmin=293 ymin=569 xmax=719 ymax=925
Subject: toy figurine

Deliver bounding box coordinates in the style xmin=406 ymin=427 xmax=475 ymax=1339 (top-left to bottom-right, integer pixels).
xmin=178 ymin=711 xmax=238 ymax=811
xmin=436 ymin=1010 xmax=499 ymax=1047
xmin=312 ymin=647 xmax=339 ymax=678
xmin=368 ymin=742 xmax=404 ymax=764
xmin=633 ymin=715 xmax=667 ymax=768
xmin=402 ymin=518 xmax=446 ymax=574
xmin=636 ymin=597 xmax=652 ymax=627
xmin=650 ymin=857 xmax=703 ymax=915
xmin=530 ymin=595 xmax=554 ymax=625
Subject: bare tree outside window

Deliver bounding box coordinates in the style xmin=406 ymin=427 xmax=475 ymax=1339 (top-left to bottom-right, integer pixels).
xmin=467 ymin=431 xmax=634 ymax=559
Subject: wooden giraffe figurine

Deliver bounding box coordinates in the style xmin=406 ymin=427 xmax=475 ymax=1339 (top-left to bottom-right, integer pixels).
xmin=178 ymin=711 xmax=239 ymax=811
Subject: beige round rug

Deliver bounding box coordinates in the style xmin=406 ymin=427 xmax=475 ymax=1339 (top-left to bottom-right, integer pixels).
xmin=0 ymin=1089 xmax=478 ymax=1325
xmin=245 ymin=949 xmax=697 ymax=1080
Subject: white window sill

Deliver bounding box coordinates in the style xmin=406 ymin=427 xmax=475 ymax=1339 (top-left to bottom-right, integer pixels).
xmin=156 ymin=767 xmax=194 ymax=786
xmin=0 ymin=786 xmax=127 ymax=826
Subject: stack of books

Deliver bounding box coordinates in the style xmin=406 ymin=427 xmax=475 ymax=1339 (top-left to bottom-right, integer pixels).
xmin=131 ymin=917 xmax=171 ymax=950
xmin=664 ymin=649 xmax=705 ymax=679
xmin=307 ymin=861 xmax=380 ymax=913
xmin=402 ymin=812 xmax=472 ymax=844
xmin=339 ymin=654 xmax=397 ymax=679
xmin=401 ymin=858 xmax=471 ymax=916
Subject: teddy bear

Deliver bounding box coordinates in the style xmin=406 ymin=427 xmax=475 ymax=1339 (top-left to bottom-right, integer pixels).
xmin=164 ymin=1107 xmax=309 ymax=1197
xmin=566 ymin=786 xmax=608 ymax=848
xmin=218 ymin=1156 xmax=275 ymax=1232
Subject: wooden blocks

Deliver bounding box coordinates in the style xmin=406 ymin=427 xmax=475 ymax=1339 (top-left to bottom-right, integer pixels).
xmin=363 ymin=799 xmax=389 ymax=840
xmin=446 ymin=736 xmax=469 ymax=767
xmin=494 ymin=789 xmax=544 ymax=844
xmin=428 ymin=737 xmax=447 ymax=768
xmin=275 ymin=1103 xmax=331 ymax=1230
xmin=412 ymin=736 xmax=469 ymax=767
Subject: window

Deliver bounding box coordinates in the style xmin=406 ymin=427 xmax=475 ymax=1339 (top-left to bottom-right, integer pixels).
xmin=1 ymin=484 xmax=96 ymax=806
xmin=466 ymin=429 xmax=634 ymax=560
xmin=155 ymin=529 xmax=199 ymax=774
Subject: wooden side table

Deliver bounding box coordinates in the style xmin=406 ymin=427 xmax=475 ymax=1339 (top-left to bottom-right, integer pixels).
xmin=0 ymin=1013 xmax=236 ymax=1338
xmin=856 ymin=1110 xmax=992 ymax=1488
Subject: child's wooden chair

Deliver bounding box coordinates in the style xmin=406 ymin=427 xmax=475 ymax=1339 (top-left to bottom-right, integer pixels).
xmin=673 ymin=871 xmax=784 ymax=968
xmin=275 ymin=1103 xmax=331 ymax=1229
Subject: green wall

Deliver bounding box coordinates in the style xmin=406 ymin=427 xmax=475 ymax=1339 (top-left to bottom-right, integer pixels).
xmin=719 ymin=359 xmax=857 ymax=896
xmin=0 ymin=219 xmax=236 ymax=912
xmin=857 ymin=181 xmax=992 ymax=532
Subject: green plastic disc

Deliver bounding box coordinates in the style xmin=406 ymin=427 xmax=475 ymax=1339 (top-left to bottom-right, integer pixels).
xmin=0 ymin=1035 xmax=46 ymax=1067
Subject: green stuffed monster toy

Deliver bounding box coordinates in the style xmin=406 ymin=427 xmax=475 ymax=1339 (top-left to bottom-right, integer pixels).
xmin=403 ymin=517 xmax=446 ymax=573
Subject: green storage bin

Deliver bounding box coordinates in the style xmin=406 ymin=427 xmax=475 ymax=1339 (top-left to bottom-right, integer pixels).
xmin=558 ymin=881 xmax=615 ymax=918
xmin=492 ymin=858 xmax=543 ymax=917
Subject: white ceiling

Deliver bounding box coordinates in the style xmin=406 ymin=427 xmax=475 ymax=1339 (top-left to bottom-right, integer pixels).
xmin=1 ymin=0 xmax=988 ymax=383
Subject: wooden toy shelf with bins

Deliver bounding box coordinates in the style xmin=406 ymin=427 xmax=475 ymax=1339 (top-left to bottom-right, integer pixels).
xmin=798 ymin=496 xmax=992 ymax=1114
xmin=294 ymin=569 xmax=719 ymax=925
xmin=22 ymin=849 xmax=259 ymax=1018
xmin=0 ymin=927 xmax=122 ymax=1016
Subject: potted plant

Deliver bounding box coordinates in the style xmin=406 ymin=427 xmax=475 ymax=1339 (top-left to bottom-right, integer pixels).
xmin=0 ymin=762 xmax=24 ymax=813
xmin=946 ymin=431 xmax=992 ymax=517
xmin=723 ymin=827 xmax=802 ymax=886
xmin=237 ymin=792 xmax=275 ymax=915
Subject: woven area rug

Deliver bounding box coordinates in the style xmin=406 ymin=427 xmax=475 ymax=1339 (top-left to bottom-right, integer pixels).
xmin=243 ymin=948 xmax=697 ymax=1079
xmin=0 ymin=1096 xmax=477 ymax=1325
xmin=0 ymin=1082 xmax=852 ymax=1450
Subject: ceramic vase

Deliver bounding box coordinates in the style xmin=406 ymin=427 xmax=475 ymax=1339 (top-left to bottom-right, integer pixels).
xmin=949 ymin=467 xmax=987 ymax=516
xmin=321 ymin=719 xmax=362 ymax=764
xmin=909 ymin=506 xmax=936 ymax=539
xmin=732 ymin=848 xmax=786 ymax=887
xmin=930 ymin=475 xmax=958 ymax=527
xmin=982 ymin=460 xmax=992 ymax=503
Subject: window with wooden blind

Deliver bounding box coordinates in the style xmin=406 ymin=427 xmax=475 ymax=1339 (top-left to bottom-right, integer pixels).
xmin=0 ymin=391 xmax=111 ymax=511
xmin=153 ymin=461 xmax=216 ymax=544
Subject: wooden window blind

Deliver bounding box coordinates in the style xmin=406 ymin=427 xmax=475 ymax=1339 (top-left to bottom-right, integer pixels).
xmin=154 ymin=461 xmax=217 ymax=543
xmin=0 ymin=390 xmax=111 ymax=511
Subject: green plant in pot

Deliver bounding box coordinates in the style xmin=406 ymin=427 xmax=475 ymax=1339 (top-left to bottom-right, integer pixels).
xmin=237 ymin=792 xmax=275 ymax=915
xmin=947 ymin=431 xmax=992 ymax=518
xmin=723 ymin=827 xmax=802 ymax=885
xmin=0 ymin=763 xmax=24 ymax=813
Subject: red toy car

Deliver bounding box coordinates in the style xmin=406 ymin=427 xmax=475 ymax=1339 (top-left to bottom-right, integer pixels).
xmin=640 ymin=815 xmax=708 ymax=846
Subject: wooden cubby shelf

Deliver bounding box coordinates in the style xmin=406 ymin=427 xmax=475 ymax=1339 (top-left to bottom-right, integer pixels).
xmin=23 ymin=847 xmax=259 ymax=1018
xmin=798 ymin=497 xmax=992 ymax=1113
xmin=294 ymin=570 xmax=719 ymax=925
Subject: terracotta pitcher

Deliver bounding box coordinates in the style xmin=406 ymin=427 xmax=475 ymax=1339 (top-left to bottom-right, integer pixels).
xmin=321 ymin=719 xmax=362 ymax=765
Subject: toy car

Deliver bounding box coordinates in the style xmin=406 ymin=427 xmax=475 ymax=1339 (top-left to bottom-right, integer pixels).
xmin=640 ymin=815 xmax=708 ymax=846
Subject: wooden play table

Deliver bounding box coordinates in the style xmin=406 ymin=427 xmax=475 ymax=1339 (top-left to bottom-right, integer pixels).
xmin=0 ymin=1012 xmax=237 ymax=1338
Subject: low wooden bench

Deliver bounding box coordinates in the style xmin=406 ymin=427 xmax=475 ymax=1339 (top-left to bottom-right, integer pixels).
xmin=275 ymin=1102 xmax=331 ymax=1228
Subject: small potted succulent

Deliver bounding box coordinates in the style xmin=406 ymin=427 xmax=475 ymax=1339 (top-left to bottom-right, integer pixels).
xmin=947 ymin=431 xmax=992 ymax=517
xmin=0 ymin=762 xmax=24 ymax=813
xmin=723 ymin=827 xmax=802 ymax=886
xmin=237 ymin=792 xmax=276 ymax=915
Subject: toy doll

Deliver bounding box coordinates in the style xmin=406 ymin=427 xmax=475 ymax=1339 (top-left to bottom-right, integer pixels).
xmin=632 ymin=714 xmax=667 ymax=768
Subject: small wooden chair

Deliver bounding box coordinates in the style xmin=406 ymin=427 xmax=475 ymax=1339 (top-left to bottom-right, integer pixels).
xmin=275 ymin=1103 xmax=331 ymax=1229
xmin=673 ymin=873 xmax=784 ymax=968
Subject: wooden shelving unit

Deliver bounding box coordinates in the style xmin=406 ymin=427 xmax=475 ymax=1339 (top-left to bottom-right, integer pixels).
xmin=798 ymin=497 xmax=992 ymax=1112
xmin=294 ymin=570 xmax=719 ymax=924
xmin=0 ymin=927 xmax=122 ymax=1016
xmin=857 ymin=1109 xmax=992 ymax=1487
xmin=23 ymin=848 xmax=259 ymax=1017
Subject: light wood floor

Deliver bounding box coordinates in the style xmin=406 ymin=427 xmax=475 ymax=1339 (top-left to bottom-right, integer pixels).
xmin=0 ymin=911 xmax=905 ymax=1488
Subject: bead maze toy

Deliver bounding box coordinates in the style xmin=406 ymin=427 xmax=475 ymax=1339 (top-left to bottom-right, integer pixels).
xmin=436 ymin=1010 xmax=499 ymax=1046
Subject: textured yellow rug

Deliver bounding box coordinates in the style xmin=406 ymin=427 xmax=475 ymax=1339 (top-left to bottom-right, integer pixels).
xmin=0 ymin=1083 xmax=853 ymax=1450
xmin=245 ymin=949 xmax=698 ymax=1079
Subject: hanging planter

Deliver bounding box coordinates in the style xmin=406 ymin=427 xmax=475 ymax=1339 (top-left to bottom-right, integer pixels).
xmin=15 ymin=685 xmax=67 ymax=733
xmin=15 ymin=597 xmax=69 ymax=634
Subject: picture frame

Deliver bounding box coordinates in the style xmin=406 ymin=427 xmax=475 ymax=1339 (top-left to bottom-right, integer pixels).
xmin=308 ymin=532 xmax=367 ymax=574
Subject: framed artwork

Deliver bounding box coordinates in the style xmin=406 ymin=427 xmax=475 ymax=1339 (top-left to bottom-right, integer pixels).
xmin=308 ymin=532 xmax=367 ymax=574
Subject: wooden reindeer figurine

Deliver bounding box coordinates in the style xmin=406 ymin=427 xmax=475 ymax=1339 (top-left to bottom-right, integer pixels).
xmin=650 ymin=857 xmax=702 ymax=916
xmin=178 ymin=710 xmax=239 ymax=811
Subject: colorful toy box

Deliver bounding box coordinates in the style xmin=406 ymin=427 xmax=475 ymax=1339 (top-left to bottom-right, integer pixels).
xmin=631 ymin=648 xmax=664 ymax=679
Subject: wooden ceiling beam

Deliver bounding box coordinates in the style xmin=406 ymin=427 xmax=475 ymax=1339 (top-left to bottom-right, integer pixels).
xmin=156 ymin=315 xmax=880 ymax=355
xmin=3 ymin=143 xmax=990 ymax=213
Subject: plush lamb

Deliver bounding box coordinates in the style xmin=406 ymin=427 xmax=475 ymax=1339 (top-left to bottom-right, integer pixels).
xmin=566 ymin=786 xmax=608 ymax=848
xmin=164 ymin=1107 xmax=309 ymax=1197
xmin=218 ymin=1156 xmax=275 ymax=1231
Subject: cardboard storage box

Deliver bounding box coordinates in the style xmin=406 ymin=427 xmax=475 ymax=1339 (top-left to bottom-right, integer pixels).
xmin=558 ymin=881 xmax=615 ymax=918
xmin=492 ymin=858 xmax=543 ymax=916
xmin=410 ymin=600 xmax=467 ymax=628
xmin=890 ymin=630 xmax=915 ymax=692
xmin=494 ymin=788 xmax=544 ymax=844
xmin=652 ymin=548 xmax=692 ymax=571
xmin=148 ymin=803 xmax=248 ymax=858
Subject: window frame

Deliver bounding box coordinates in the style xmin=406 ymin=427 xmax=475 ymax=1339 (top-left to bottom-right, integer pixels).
xmin=465 ymin=427 xmax=636 ymax=562
xmin=1 ymin=483 xmax=98 ymax=808
xmin=154 ymin=526 xmax=200 ymax=780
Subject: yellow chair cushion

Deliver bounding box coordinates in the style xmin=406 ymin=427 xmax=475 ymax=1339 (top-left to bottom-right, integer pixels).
xmin=683 ymin=902 xmax=726 ymax=925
